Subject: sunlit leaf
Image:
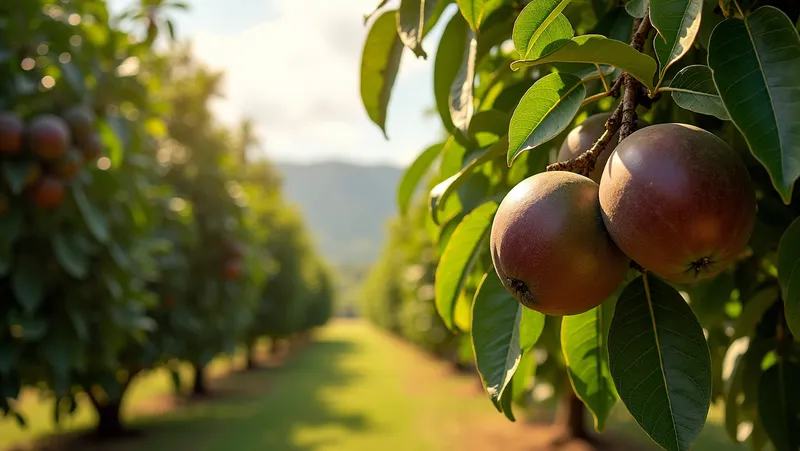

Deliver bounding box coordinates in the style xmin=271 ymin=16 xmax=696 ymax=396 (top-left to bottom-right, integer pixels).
xmin=651 ymin=0 xmax=702 ymax=84
xmin=665 ymin=65 xmax=729 ymax=120
xmin=512 ymin=0 xmax=575 ymax=59
xmin=360 ymin=10 xmax=404 ymax=137
xmin=397 ymin=0 xmax=449 ymax=58
xmin=398 ymin=143 xmax=444 ymax=215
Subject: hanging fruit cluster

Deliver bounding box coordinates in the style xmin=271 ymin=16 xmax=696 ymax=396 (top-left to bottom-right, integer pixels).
xmin=0 ymin=107 xmax=102 ymax=211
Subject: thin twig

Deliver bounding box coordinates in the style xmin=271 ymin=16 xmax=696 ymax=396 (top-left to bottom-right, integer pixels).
xmin=581 ymin=91 xmax=614 ymax=106
xmin=596 ymin=64 xmax=610 ymax=92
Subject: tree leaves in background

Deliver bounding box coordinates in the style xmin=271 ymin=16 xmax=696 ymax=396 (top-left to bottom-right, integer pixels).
xmin=360 ymin=10 xmax=404 ymax=138
xmin=2 ymin=160 xmax=37 ymax=195
xmin=52 ymin=233 xmax=89 ymax=279
xmin=665 ymin=65 xmax=729 ymax=120
xmin=72 ymin=185 xmax=109 ymax=243
xmin=435 ymin=13 xmax=471 ymax=140
xmin=608 ymin=275 xmax=711 ymax=451
xmin=650 ymin=0 xmax=702 ymax=85
xmin=562 ymin=298 xmax=618 ymax=431
xmin=512 ymin=0 xmax=575 ymax=59
xmin=511 ymin=35 xmax=658 ymax=90
xmin=450 ymin=32 xmax=478 ymax=134
xmin=472 ymin=270 xmax=545 ymax=411
xmin=708 ymin=6 xmax=800 ymax=204
xmin=779 ymin=218 xmax=800 ymax=337
xmin=397 ymin=0 xmax=448 ymax=58
xmin=507 ymin=72 xmax=585 ymax=165
xmin=759 ymin=360 xmax=800 ymax=451
xmin=398 ymin=142 xmax=444 ymax=215
xmin=12 ymin=260 xmax=46 ymax=314
xmin=435 ymin=201 xmax=498 ymax=329
xmin=625 ymin=0 xmax=648 ymax=18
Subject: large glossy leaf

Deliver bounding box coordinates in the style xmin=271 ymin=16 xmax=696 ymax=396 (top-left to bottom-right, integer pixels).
xmin=650 ymin=0 xmax=702 ymax=84
xmin=397 ymin=0 xmax=447 ymax=58
xmin=52 ymin=233 xmax=88 ymax=279
xmin=759 ymin=360 xmax=800 ymax=451
xmin=777 ymin=217 xmax=800 ymax=297
xmin=12 ymin=261 xmax=46 ymax=314
xmin=456 ymin=0 xmax=504 ymax=31
xmin=562 ymin=299 xmax=618 ymax=431
xmin=450 ymin=32 xmax=478 ymax=134
xmin=435 ymin=13 xmax=470 ymax=138
xmin=435 ymin=201 xmax=498 ymax=329
xmin=398 ymin=143 xmax=444 ymax=215
xmin=511 ymin=34 xmax=659 ymax=90
xmin=360 ymin=10 xmax=404 ymax=137
xmin=708 ymin=6 xmax=800 ymax=204
xmin=665 ymin=65 xmax=729 ymax=120
xmin=429 ymin=139 xmax=507 ymax=223
xmin=512 ymin=0 xmax=574 ymax=59
xmin=473 ymin=270 xmax=545 ymax=409
xmin=72 ymin=185 xmax=109 ymax=243
xmin=608 ymin=275 xmax=711 ymax=451
xmin=507 ymin=72 xmax=585 ymax=165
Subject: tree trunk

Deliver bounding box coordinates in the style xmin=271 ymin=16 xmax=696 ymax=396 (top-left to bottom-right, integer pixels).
xmin=94 ymin=401 xmax=124 ymax=438
xmin=246 ymin=346 xmax=258 ymax=370
xmin=555 ymin=388 xmax=590 ymax=441
xmin=192 ymin=364 xmax=208 ymax=396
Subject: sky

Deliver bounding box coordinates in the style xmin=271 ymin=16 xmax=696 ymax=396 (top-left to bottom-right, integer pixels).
xmin=111 ymin=0 xmax=451 ymax=167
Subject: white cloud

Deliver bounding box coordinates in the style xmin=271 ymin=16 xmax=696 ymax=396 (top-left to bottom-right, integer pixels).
xmin=185 ymin=0 xmax=446 ymax=167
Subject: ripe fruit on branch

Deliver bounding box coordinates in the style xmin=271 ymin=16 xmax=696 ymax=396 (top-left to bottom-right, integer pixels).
xmin=0 ymin=112 xmax=23 ymax=155
xmin=557 ymin=113 xmax=646 ymax=183
xmin=490 ymin=171 xmax=629 ymax=316
xmin=599 ymin=123 xmax=756 ymax=284
xmin=56 ymin=149 xmax=84 ymax=180
xmin=223 ymin=260 xmax=242 ymax=281
xmin=30 ymin=176 xmax=65 ymax=209
xmin=63 ymin=106 xmax=95 ymax=145
xmin=28 ymin=115 xmax=70 ymax=160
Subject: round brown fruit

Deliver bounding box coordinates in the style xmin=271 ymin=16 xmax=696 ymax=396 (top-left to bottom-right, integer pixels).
xmin=557 ymin=113 xmax=646 ymax=183
xmin=490 ymin=171 xmax=629 ymax=316
xmin=599 ymin=123 xmax=756 ymax=284
xmin=30 ymin=176 xmax=65 ymax=209
xmin=56 ymin=149 xmax=84 ymax=180
xmin=62 ymin=106 xmax=95 ymax=144
xmin=28 ymin=115 xmax=70 ymax=160
xmin=0 ymin=112 xmax=23 ymax=155
xmin=80 ymin=134 xmax=103 ymax=161
xmin=223 ymin=260 xmax=242 ymax=281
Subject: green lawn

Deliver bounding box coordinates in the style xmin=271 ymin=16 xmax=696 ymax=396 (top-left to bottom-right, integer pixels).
xmin=0 ymin=320 xmax=748 ymax=451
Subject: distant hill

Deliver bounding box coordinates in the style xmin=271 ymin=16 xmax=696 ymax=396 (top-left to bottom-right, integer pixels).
xmin=276 ymin=161 xmax=404 ymax=265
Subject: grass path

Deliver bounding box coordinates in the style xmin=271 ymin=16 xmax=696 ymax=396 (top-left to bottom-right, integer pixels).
xmin=0 ymin=320 xmax=745 ymax=451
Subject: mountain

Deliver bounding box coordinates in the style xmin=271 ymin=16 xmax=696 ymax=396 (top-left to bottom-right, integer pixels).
xmin=276 ymin=161 xmax=404 ymax=265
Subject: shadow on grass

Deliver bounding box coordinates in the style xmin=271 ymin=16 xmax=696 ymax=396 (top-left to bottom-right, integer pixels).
xmin=14 ymin=338 xmax=374 ymax=451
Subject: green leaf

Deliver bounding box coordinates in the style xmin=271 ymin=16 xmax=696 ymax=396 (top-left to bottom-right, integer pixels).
xmin=785 ymin=265 xmax=800 ymax=340
xmin=512 ymin=0 xmax=575 ymax=59
xmin=650 ymin=0 xmax=702 ymax=84
xmin=456 ymin=0 xmax=503 ymax=31
xmin=511 ymin=34 xmax=659 ymax=90
xmin=512 ymin=349 xmax=537 ymax=404
xmin=364 ymin=0 xmax=391 ymax=23
xmin=472 ymin=270 xmax=545 ymax=409
xmin=52 ymin=233 xmax=88 ymax=279
xmin=665 ymin=65 xmax=730 ymax=120
xmin=507 ymin=72 xmax=585 ymax=165
xmin=12 ymin=261 xmax=46 ymax=313
xmin=556 ymin=62 xmax=615 ymax=82
xmin=451 ymin=32 xmax=478 ymax=134
xmin=707 ymin=6 xmax=800 ymax=204
xmin=72 ymin=185 xmax=109 ymax=243
xmin=608 ymin=274 xmax=711 ymax=451
xmin=625 ymin=0 xmax=648 ymax=18
xmin=561 ymin=299 xmax=619 ymax=432
xmin=398 ymin=143 xmax=444 ymax=215
xmin=429 ymin=138 xmax=506 ymax=223
xmin=2 ymin=160 xmax=36 ymax=195
xmin=468 ymin=109 xmax=509 ymax=144
xmin=759 ymin=359 xmax=800 ymax=451
xmin=435 ymin=13 xmax=471 ymax=139
xmin=360 ymin=10 xmax=404 ymax=138
xmin=499 ymin=375 xmax=516 ymax=421
xmin=397 ymin=0 xmax=447 ymax=58
xmin=0 ymin=207 xmax=23 ymax=248
xmin=777 ymin=217 xmax=800 ymax=297
xmin=436 ymin=201 xmax=499 ymax=329
xmin=732 ymin=286 xmax=779 ymax=339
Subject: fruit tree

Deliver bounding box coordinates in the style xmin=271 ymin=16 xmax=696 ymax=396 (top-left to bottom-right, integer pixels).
xmin=360 ymin=0 xmax=800 ymax=450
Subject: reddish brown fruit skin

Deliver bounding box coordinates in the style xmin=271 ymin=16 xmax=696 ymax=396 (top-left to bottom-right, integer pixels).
xmin=80 ymin=134 xmax=103 ymax=161
xmin=223 ymin=260 xmax=242 ymax=281
xmin=63 ymin=106 xmax=95 ymax=144
xmin=30 ymin=176 xmax=65 ymax=209
xmin=599 ymin=123 xmax=756 ymax=284
xmin=28 ymin=115 xmax=70 ymax=160
xmin=557 ymin=113 xmax=646 ymax=183
xmin=0 ymin=113 xmax=23 ymax=155
xmin=56 ymin=149 xmax=84 ymax=180
xmin=490 ymin=171 xmax=629 ymax=316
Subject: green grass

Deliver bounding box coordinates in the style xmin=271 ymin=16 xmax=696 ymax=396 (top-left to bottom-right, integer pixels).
xmin=0 ymin=320 xmax=749 ymax=451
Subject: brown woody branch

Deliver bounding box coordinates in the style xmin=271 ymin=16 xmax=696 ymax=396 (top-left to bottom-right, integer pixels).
xmin=547 ymin=12 xmax=653 ymax=175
